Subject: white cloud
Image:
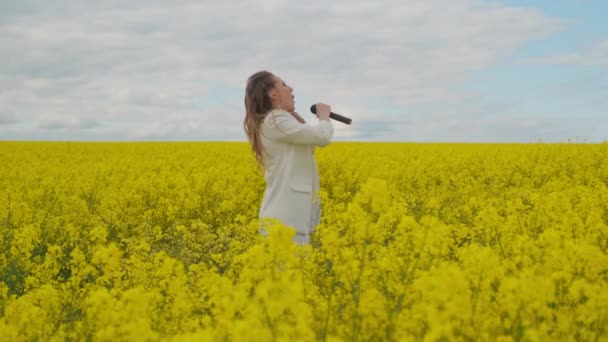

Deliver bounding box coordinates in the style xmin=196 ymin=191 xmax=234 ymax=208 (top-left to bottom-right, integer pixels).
xmin=0 ymin=0 xmax=567 ymax=141
xmin=0 ymin=112 xmax=19 ymax=125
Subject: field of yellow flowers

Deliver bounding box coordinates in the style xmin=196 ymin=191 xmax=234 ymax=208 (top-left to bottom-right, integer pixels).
xmin=1 ymin=141 xmax=607 ymax=341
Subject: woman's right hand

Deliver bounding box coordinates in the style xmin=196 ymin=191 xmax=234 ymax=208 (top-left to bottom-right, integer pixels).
xmin=315 ymin=102 xmax=331 ymax=121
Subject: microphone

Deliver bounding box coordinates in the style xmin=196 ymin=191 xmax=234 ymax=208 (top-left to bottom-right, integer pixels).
xmin=310 ymin=104 xmax=352 ymax=125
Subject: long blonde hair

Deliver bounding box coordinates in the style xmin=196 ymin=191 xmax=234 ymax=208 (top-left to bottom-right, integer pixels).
xmin=243 ymin=70 xmax=305 ymax=172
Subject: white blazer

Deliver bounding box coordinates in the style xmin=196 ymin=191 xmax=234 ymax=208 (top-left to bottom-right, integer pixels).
xmin=258 ymin=108 xmax=335 ymax=235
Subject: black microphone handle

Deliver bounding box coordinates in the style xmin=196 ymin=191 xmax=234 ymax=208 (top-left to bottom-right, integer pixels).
xmin=310 ymin=105 xmax=352 ymax=125
xmin=329 ymin=112 xmax=352 ymax=125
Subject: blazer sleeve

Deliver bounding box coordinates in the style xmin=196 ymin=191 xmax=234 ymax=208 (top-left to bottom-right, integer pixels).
xmin=265 ymin=110 xmax=334 ymax=147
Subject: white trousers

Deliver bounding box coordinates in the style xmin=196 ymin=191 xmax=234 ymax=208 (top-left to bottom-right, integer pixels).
xmin=292 ymin=232 xmax=310 ymax=245
xmin=258 ymin=226 xmax=311 ymax=246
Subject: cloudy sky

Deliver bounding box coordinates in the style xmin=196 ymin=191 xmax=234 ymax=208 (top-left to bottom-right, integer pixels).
xmin=1 ymin=0 xmax=606 ymax=142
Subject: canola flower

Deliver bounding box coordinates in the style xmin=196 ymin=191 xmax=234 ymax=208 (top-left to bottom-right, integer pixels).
xmin=0 ymin=141 xmax=607 ymax=341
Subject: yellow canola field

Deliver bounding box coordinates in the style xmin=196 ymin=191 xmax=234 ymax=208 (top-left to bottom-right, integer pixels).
xmin=1 ymin=141 xmax=607 ymax=341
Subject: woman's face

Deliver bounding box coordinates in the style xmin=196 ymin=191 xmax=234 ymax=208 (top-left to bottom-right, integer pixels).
xmin=269 ymin=76 xmax=295 ymax=112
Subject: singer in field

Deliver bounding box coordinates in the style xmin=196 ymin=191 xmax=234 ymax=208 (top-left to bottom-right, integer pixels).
xmin=243 ymin=70 xmax=334 ymax=245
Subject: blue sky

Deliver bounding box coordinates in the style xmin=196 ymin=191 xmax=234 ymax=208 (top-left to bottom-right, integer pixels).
xmin=463 ymin=0 xmax=608 ymax=142
xmin=0 ymin=0 xmax=606 ymax=142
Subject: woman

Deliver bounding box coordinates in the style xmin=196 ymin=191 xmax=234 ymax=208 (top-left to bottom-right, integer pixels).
xmin=243 ymin=70 xmax=334 ymax=245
